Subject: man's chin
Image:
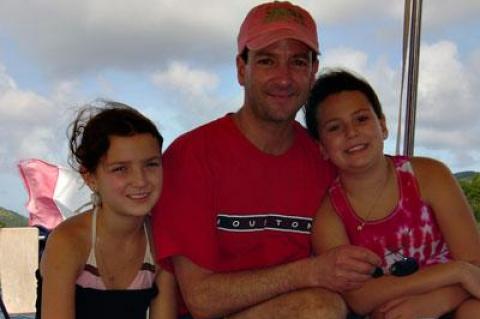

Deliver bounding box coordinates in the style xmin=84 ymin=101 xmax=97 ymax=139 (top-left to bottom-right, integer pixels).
xmin=266 ymin=107 xmax=302 ymax=123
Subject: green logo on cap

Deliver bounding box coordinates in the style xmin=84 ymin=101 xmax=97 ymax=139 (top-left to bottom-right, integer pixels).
xmin=264 ymin=7 xmax=305 ymax=25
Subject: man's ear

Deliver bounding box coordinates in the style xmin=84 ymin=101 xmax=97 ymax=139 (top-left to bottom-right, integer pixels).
xmin=236 ymin=55 xmax=246 ymax=87
xmin=310 ymin=59 xmax=319 ymax=88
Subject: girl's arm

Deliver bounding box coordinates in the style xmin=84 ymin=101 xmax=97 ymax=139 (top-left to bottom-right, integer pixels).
xmin=312 ymin=197 xmax=479 ymax=315
xmin=412 ymin=157 xmax=480 ymax=264
xmin=40 ymin=223 xmax=86 ymax=319
xmin=149 ymin=268 xmax=178 ymax=319
xmin=375 ymin=285 xmax=469 ymax=318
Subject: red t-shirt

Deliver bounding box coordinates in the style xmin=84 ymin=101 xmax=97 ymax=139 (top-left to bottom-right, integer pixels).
xmin=152 ymin=114 xmax=335 ymax=272
xmin=329 ymin=156 xmax=451 ymax=272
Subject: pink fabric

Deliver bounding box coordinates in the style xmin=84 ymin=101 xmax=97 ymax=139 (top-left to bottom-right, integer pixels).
xmin=128 ymin=266 xmax=156 ymax=290
xmin=76 ymin=265 xmax=155 ymax=290
xmin=76 ymin=207 xmax=157 ymax=290
xmin=18 ymin=159 xmax=63 ymax=230
xmin=329 ymin=156 xmax=451 ymax=272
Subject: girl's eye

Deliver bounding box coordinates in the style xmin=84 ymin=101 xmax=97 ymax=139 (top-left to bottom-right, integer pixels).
xmin=146 ymin=161 xmax=161 ymax=168
xmin=325 ymin=123 xmax=341 ymax=133
xmin=111 ymin=166 xmax=126 ymax=173
xmin=356 ymin=114 xmax=370 ymax=123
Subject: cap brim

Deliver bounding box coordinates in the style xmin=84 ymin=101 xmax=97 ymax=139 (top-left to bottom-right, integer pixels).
xmin=244 ymin=28 xmax=319 ymax=54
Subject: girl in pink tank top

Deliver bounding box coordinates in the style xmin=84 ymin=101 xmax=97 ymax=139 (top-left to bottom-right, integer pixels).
xmin=305 ymin=69 xmax=480 ymax=318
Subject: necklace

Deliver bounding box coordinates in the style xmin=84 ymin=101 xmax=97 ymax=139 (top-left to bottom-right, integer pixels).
xmin=94 ymin=214 xmax=145 ymax=289
xmin=96 ymin=235 xmax=143 ymax=289
xmin=346 ymin=159 xmax=392 ymax=231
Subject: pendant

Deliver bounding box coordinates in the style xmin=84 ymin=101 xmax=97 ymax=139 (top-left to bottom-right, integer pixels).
xmin=357 ymin=223 xmax=364 ymax=231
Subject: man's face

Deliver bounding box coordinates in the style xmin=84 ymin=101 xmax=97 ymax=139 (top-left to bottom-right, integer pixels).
xmin=237 ymin=39 xmax=318 ymax=124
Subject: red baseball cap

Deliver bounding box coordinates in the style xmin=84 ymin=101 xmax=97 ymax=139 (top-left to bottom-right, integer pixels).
xmin=237 ymin=1 xmax=319 ymax=55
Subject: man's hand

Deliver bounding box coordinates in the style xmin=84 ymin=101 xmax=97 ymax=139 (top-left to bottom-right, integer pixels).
xmin=308 ymin=245 xmax=381 ymax=292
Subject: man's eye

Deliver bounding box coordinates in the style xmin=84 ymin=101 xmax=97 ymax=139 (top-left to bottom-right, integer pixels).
xmin=257 ymin=58 xmax=273 ymax=65
xmin=292 ymin=59 xmax=308 ymax=67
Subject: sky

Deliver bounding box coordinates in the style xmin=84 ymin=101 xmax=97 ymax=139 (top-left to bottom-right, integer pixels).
xmin=0 ymin=0 xmax=479 ymax=216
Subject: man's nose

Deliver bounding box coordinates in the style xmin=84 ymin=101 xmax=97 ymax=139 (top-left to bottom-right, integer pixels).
xmin=273 ymin=63 xmax=293 ymax=87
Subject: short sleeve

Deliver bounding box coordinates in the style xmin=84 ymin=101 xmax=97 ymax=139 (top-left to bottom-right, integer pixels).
xmin=151 ymin=133 xmax=220 ymax=271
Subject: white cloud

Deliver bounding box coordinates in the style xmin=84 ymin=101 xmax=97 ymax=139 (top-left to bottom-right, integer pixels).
xmin=423 ymin=0 xmax=480 ymax=26
xmin=0 ymin=64 xmax=16 ymax=92
xmin=469 ymin=48 xmax=480 ymax=89
xmin=0 ymin=0 xmax=250 ymax=76
xmin=322 ymin=47 xmax=370 ymax=72
xmin=0 ymin=64 xmax=76 ymax=171
xmin=309 ymin=0 xmax=403 ymax=24
xmin=0 ymin=89 xmax=51 ymax=123
xmin=1 ymin=0 xmax=478 ymax=77
xmin=404 ymin=40 xmax=479 ymax=170
xmin=416 ymin=40 xmax=476 ymax=129
xmin=150 ymin=61 xmax=238 ymax=133
xmin=152 ymin=62 xmax=219 ymax=96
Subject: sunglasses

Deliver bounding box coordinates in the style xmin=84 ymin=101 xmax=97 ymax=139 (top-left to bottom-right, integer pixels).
xmin=372 ymin=250 xmax=419 ymax=278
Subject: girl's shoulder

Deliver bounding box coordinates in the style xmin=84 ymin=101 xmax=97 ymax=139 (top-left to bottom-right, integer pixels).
xmin=51 ymin=211 xmax=91 ymax=242
xmin=409 ymin=156 xmax=456 ymax=198
xmin=42 ymin=211 xmax=93 ymax=267
xmin=409 ymin=156 xmax=452 ymax=179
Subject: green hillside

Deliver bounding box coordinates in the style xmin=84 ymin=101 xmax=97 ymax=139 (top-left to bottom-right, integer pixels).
xmin=455 ymin=171 xmax=478 ymax=181
xmin=457 ymin=172 xmax=480 ymax=222
xmin=0 ymin=206 xmax=28 ymax=227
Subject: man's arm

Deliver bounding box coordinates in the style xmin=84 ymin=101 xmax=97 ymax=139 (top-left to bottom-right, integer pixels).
xmin=225 ymin=287 xmax=347 ymax=319
xmin=174 ymin=245 xmax=380 ymax=319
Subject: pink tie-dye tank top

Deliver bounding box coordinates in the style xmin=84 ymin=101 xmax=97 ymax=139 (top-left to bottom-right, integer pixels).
xmin=328 ymin=156 xmax=451 ymax=272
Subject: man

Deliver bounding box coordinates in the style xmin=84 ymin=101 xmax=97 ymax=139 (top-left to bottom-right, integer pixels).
xmin=152 ymin=2 xmax=380 ymax=318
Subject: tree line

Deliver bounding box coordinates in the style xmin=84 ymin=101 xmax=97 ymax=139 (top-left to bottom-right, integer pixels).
xmin=459 ymin=174 xmax=480 ymax=223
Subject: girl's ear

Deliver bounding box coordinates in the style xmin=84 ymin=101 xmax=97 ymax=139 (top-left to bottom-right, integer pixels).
xmin=81 ymin=169 xmax=97 ymax=192
xmin=380 ymin=116 xmax=388 ymax=140
xmin=318 ymin=142 xmax=329 ymax=160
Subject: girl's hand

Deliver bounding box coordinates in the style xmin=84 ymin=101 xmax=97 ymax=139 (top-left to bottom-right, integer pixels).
xmin=375 ymin=293 xmax=447 ymax=319
xmin=458 ymin=261 xmax=480 ymax=299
